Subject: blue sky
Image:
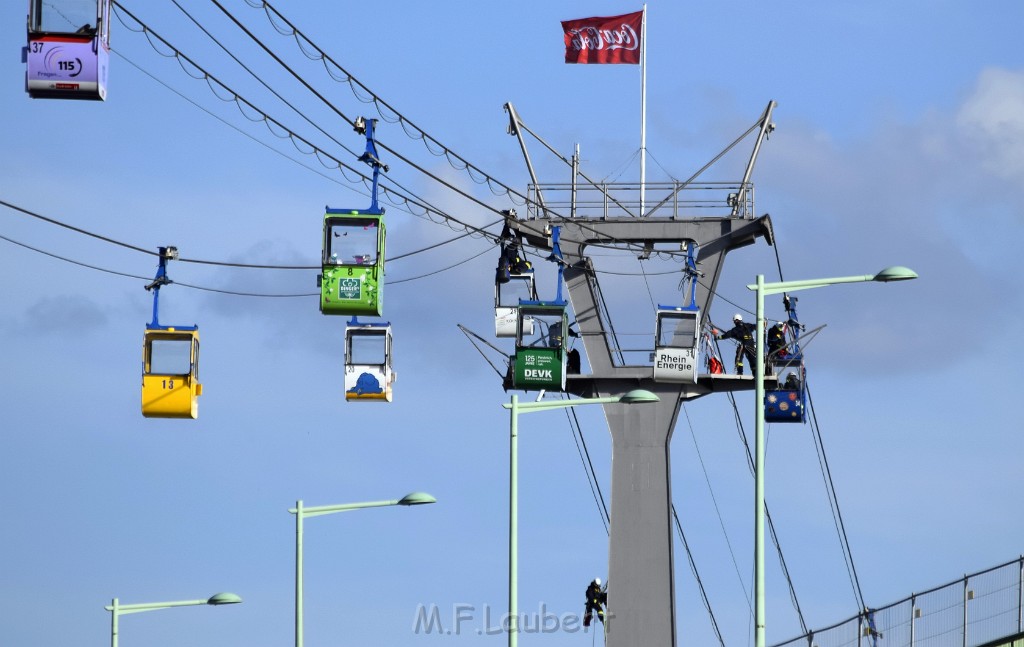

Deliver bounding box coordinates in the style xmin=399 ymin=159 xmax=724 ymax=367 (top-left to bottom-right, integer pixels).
xmin=2 ymin=1 xmax=1023 ymax=645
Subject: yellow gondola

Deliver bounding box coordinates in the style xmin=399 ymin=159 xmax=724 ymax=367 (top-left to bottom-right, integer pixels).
xmin=140 ymin=247 xmax=202 ymax=419
xmin=142 ymin=327 xmax=201 ymax=419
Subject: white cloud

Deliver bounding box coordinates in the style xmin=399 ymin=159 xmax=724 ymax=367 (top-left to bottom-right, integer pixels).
xmin=956 ymin=67 xmax=1024 ymax=181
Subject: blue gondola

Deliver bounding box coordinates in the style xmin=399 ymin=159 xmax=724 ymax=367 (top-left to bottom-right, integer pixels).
xmin=26 ymin=0 xmax=110 ymax=101
xmin=764 ymin=295 xmax=806 ymax=423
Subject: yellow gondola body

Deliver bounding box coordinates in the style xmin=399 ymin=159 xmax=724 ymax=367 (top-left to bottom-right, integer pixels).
xmin=141 ymin=327 xmax=201 ymax=419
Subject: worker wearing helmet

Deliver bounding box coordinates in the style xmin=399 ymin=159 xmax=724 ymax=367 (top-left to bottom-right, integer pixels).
xmin=583 ymin=577 xmax=607 ymax=627
xmin=715 ymin=313 xmax=757 ymax=376
xmin=766 ymin=321 xmax=788 ymax=365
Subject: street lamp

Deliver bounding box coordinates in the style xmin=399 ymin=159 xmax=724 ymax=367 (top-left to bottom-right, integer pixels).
xmin=749 ymin=266 xmax=917 ymax=647
xmin=104 ymin=592 xmax=242 ymax=647
xmin=289 ymin=492 xmax=437 ymax=647
xmin=502 ymin=389 xmax=660 ymax=647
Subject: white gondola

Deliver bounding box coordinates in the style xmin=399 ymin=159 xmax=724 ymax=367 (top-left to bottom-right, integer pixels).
xmin=344 ymin=319 xmax=394 ymax=402
xmin=495 ymin=272 xmax=536 ymax=337
xmin=653 ymin=306 xmax=700 ymax=383
xmin=653 ymin=241 xmax=702 ymax=383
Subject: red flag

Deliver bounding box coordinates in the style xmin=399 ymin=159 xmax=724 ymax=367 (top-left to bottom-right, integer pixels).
xmin=562 ymin=10 xmax=643 ymax=64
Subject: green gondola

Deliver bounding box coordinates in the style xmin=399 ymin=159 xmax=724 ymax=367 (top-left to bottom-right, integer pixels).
xmin=319 ymin=117 xmax=387 ymax=317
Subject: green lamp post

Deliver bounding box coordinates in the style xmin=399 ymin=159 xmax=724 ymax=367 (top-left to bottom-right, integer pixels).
xmin=502 ymin=390 xmax=659 ymax=647
xmin=289 ymin=492 xmax=436 ymax=647
xmin=105 ymin=592 xmax=242 ymax=647
xmin=750 ymin=266 xmax=917 ymax=647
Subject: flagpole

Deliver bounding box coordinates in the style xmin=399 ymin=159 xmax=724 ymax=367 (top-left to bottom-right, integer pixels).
xmin=639 ymin=4 xmax=647 ymax=217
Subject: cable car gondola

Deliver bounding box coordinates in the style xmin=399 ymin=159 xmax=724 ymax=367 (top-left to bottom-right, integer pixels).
xmin=510 ymin=226 xmax=569 ymax=391
xmin=494 ymin=212 xmax=536 ymax=337
xmin=496 ymin=271 xmax=536 ymax=337
xmin=26 ymin=0 xmax=110 ymax=101
xmin=344 ymin=318 xmax=394 ymax=402
xmin=764 ymin=295 xmax=806 ymax=423
xmin=320 ymin=117 xmax=387 ymax=317
xmin=141 ymin=247 xmax=202 ymax=419
xmin=653 ymin=242 xmax=701 ymax=383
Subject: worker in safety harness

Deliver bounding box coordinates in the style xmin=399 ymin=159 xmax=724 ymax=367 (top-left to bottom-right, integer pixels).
xmin=583 ymin=577 xmax=607 ymax=627
xmin=766 ymin=321 xmax=788 ymax=368
xmin=715 ymin=314 xmax=758 ymax=375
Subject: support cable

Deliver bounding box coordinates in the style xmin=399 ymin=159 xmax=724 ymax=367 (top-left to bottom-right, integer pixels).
xmin=110 ymin=2 xmax=508 ymax=244
xmin=682 ymin=403 xmax=753 ymax=611
xmin=241 ymin=0 xmax=541 ymax=211
xmin=805 ymin=383 xmax=867 ymax=612
xmin=769 ymin=233 xmax=868 ymax=615
xmin=200 ymin=0 xmax=551 ymax=220
xmin=672 ymin=503 xmax=728 ymax=647
xmin=711 ymin=336 xmax=810 ymax=634
xmin=561 ymin=402 xmax=610 ymax=535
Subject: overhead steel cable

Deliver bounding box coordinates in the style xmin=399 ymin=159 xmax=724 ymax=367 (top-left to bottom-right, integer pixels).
xmin=110 ymin=2 xmax=507 ymax=246
xmin=709 ymin=329 xmax=809 ymax=634
xmin=805 ymin=384 xmax=867 ymax=612
xmin=195 ymin=0 xmax=550 ymax=222
xmin=768 ymin=233 xmax=868 ymax=614
xmin=116 ymin=4 xmax=713 ymax=267
xmin=0 ymin=199 xmax=493 ymax=290
xmin=168 ymin=0 xmax=359 ymax=162
xmin=240 ymin=0 xmax=543 ymax=212
xmin=0 ymin=232 xmax=152 ymax=282
xmin=560 ymin=403 xmax=610 ymax=535
xmin=672 ymin=503 xmax=728 ymax=647
xmin=682 ymin=403 xmax=753 ymax=612
xmin=724 ymin=384 xmax=811 ymax=635
xmin=233 ymin=0 xmax=731 ymax=265
xmin=0 ymin=199 xmax=155 ymax=256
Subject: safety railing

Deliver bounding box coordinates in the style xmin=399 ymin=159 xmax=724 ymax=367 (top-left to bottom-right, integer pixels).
xmin=771 ymin=557 xmax=1024 ymax=647
xmin=525 ymin=181 xmax=756 ymax=220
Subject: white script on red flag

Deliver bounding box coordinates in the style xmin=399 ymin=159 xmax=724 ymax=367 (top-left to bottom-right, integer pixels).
xmin=561 ymin=11 xmax=643 ymax=64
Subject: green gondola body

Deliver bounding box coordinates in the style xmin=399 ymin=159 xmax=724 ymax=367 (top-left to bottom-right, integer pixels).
xmin=513 ymin=347 xmax=564 ymax=390
xmin=320 ymin=209 xmax=385 ymax=317
xmin=511 ymin=302 xmax=568 ymax=391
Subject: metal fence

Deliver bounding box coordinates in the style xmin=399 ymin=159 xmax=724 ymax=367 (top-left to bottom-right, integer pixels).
xmin=771 ymin=558 xmax=1024 ymax=647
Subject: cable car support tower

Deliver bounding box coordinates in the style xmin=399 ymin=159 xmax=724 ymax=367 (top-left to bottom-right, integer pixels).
xmin=504 ymin=101 xmax=778 ymax=647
